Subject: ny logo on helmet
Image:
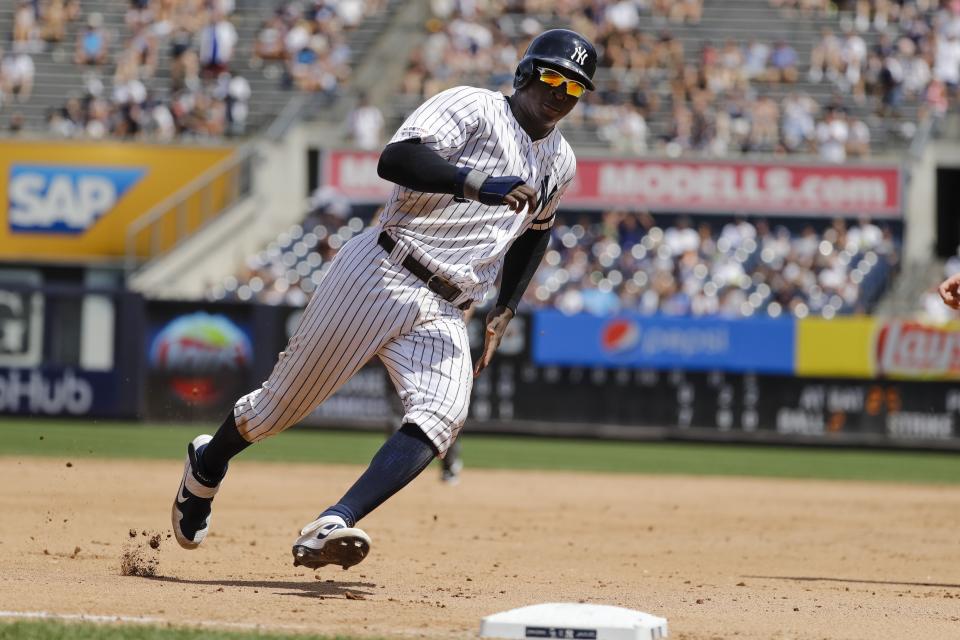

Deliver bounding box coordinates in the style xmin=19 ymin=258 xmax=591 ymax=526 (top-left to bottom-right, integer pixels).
xmin=571 ymin=45 xmax=588 ymax=65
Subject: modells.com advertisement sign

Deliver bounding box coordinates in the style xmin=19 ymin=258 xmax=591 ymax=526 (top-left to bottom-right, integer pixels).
xmin=562 ymin=160 xmax=902 ymax=217
xmin=145 ymin=309 xmax=253 ymax=421
xmin=321 ymin=150 xmax=902 ymax=218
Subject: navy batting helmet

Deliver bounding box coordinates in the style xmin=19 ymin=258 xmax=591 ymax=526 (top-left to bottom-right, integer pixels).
xmin=513 ymin=29 xmax=597 ymax=93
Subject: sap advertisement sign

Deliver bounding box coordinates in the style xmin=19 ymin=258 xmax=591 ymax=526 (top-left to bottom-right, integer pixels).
xmin=8 ymin=164 xmax=146 ymax=234
xmin=532 ymin=310 xmax=795 ymax=374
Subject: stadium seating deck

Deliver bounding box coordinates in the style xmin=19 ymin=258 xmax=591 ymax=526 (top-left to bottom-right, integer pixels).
xmin=388 ymin=0 xmax=938 ymax=157
xmin=209 ymin=206 xmax=900 ymax=320
xmin=0 ymin=0 xmax=399 ymax=136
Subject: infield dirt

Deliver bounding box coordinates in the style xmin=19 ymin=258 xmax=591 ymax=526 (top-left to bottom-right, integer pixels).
xmin=2 ymin=457 xmax=959 ymax=639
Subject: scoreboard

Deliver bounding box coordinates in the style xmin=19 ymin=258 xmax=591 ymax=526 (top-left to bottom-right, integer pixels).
xmin=473 ymin=365 xmax=960 ymax=446
xmin=465 ymin=314 xmax=960 ymax=449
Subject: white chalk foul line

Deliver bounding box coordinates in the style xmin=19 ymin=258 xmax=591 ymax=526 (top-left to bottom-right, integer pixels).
xmin=0 ymin=610 xmax=315 ymax=633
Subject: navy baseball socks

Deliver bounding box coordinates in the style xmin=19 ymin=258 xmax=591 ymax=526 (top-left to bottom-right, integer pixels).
xmin=173 ymin=414 xmax=438 ymax=570
xmin=171 ymin=412 xmax=250 ymax=549
xmin=292 ymin=423 xmax=438 ymax=570
xmin=200 ymin=412 xmax=251 ymax=479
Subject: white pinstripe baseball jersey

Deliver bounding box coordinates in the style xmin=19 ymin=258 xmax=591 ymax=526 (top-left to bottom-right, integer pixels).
xmin=232 ymin=85 xmax=577 ymax=455
xmin=382 ymin=86 xmax=576 ymax=305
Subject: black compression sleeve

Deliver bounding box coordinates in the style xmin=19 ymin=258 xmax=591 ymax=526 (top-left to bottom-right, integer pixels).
xmin=377 ymin=140 xmax=461 ymax=194
xmin=497 ymin=227 xmax=550 ymax=312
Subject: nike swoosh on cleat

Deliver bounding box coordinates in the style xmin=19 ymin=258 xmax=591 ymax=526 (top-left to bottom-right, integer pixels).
xmin=314 ymin=524 xmax=343 ymax=540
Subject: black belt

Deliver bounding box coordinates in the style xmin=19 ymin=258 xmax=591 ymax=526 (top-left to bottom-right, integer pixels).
xmin=377 ymin=232 xmax=471 ymax=310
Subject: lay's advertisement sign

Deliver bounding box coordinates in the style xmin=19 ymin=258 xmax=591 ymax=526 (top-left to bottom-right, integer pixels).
xmin=795 ymin=317 xmax=960 ymax=380
xmin=873 ymin=320 xmax=960 ymax=379
xmin=0 ymin=141 xmax=233 ymax=260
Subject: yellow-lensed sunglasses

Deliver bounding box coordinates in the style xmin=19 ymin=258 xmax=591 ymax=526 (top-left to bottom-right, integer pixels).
xmin=537 ymin=67 xmax=587 ymax=98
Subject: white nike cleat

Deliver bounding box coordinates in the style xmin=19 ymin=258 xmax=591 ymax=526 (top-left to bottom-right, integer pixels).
xmin=171 ymin=434 xmax=222 ymax=549
xmin=292 ymin=515 xmax=371 ymax=570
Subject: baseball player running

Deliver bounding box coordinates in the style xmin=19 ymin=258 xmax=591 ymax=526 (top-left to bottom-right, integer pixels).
xmin=172 ymin=29 xmax=596 ymax=570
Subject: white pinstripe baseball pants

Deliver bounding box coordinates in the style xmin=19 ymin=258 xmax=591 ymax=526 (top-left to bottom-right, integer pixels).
xmin=233 ymin=228 xmax=472 ymax=457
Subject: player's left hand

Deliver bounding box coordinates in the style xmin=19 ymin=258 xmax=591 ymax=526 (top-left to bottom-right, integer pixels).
xmin=503 ymin=184 xmax=538 ymax=214
xmin=473 ymin=305 xmax=515 ymax=377
xmin=939 ymin=273 xmax=960 ymax=309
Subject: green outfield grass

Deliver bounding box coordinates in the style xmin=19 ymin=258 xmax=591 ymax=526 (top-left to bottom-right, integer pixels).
xmin=1 ymin=419 xmax=959 ymax=484
xmin=0 ymin=620 xmax=380 ymax=640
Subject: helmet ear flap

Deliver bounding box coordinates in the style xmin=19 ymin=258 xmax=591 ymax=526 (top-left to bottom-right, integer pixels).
xmin=513 ymin=58 xmax=535 ymax=90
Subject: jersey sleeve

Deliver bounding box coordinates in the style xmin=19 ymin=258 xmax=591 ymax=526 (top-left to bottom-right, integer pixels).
xmin=388 ymin=87 xmax=485 ymax=159
xmin=529 ymin=154 xmax=576 ymax=231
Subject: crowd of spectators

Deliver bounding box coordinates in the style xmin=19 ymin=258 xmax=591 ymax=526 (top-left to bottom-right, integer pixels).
xmin=3 ymin=0 xmax=386 ymax=139
xmin=212 ymin=202 xmax=900 ymax=320
xmin=250 ymin=0 xmax=383 ymax=94
xmin=387 ymin=0 xmax=960 ymax=159
xmin=0 ymin=0 xmax=254 ymax=139
xmin=208 ymin=187 xmax=359 ymax=306
xmin=59 ymin=1 xmax=252 ymax=140
xmin=802 ymin=2 xmax=954 ymax=124
xmin=524 ymin=210 xmax=898 ymax=318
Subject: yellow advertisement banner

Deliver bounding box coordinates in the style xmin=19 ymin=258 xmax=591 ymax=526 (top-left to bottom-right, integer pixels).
xmin=795 ymin=317 xmax=876 ymax=378
xmin=0 ymin=140 xmax=234 ymax=261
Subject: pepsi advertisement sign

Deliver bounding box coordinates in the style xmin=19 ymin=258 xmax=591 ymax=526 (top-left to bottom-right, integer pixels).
xmin=532 ymin=311 xmax=795 ymax=374
xmin=9 ymin=164 xmax=146 ymax=234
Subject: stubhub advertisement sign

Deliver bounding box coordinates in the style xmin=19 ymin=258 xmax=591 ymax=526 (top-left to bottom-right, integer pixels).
xmin=9 ymin=164 xmax=146 ymax=234
xmin=533 ymin=310 xmax=795 ymax=374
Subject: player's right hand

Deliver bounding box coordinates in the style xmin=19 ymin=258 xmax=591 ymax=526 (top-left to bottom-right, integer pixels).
xmin=473 ymin=305 xmax=514 ymax=378
xmin=939 ymin=273 xmax=960 ymax=309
